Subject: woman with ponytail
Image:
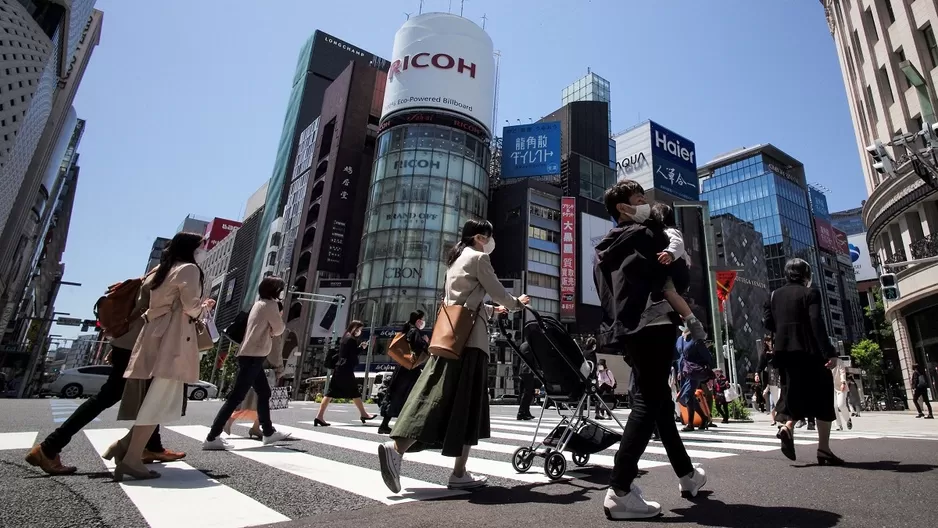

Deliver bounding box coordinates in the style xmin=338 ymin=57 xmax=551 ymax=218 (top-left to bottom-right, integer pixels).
xmin=378 ymin=219 xmax=530 ymax=493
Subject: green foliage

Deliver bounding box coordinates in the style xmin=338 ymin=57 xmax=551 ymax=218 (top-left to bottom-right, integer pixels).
xmin=851 ymin=339 xmax=884 ymax=374
xmin=864 ymin=289 xmax=894 ymax=340
xmin=198 ymin=343 xmax=239 ymax=387
xmin=728 ymin=398 xmax=751 ymax=421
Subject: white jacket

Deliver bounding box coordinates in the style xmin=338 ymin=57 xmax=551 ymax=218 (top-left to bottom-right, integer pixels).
xmin=664 ymin=227 xmax=691 ymax=266
xmin=832 ymin=358 xmax=847 ymax=391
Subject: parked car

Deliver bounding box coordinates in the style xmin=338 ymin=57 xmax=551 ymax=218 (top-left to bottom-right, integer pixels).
xmin=43 ymin=365 xmax=218 ymax=400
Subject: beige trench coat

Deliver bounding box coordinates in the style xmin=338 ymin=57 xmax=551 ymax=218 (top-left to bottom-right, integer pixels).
xmin=124 ymin=262 xmax=205 ymax=384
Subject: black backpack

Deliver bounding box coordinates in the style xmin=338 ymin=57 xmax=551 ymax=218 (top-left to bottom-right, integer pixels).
xmin=224 ymin=311 xmax=249 ymax=344
xmin=324 ymin=347 xmax=340 ymax=369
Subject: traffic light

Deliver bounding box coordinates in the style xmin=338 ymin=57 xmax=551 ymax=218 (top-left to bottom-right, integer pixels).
xmin=880 ymin=273 xmax=899 ymax=301
xmin=866 ymin=140 xmax=896 ymax=178
xmin=80 ymin=319 xmax=99 ymax=332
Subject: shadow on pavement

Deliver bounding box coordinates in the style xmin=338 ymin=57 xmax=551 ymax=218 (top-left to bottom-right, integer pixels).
xmin=794 ymin=460 xmax=938 ymax=473
xmin=665 ymin=491 xmax=842 ymax=527
xmin=434 ymin=480 xmax=597 ymax=507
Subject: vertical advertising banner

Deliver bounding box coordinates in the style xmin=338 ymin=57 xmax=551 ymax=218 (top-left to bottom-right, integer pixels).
xmin=808 ymin=187 xmax=831 ymax=221
xmin=560 ymin=197 xmax=577 ymax=321
xmin=310 ymin=279 xmax=353 ymax=339
xmin=814 ymin=217 xmax=838 ymax=253
xmin=847 ymin=232 xmax=879 ymax=281
xmin=580 ymin=213 xmax=615 ymax=306
xmin=501 ymin=121 xmax=561 ymax=178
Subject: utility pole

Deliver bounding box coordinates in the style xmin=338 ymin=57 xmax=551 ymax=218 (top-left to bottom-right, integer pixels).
xmin=18 ymin=278 xmax=82 ymax=398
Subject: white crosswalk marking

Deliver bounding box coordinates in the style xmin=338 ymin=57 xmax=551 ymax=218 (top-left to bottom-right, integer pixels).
xmin=168 ymin=425 xmax=466 ymax=504
xmin=0 ymin=432 xmax=36 ymax=450
xmin=49 ymin=400 xmax=99 ymax=424
xmin=83 ymin=428 xmax=289 ymax=528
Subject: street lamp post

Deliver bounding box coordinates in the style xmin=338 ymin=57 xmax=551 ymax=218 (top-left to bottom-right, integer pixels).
xmin=361 ymin=299 xmax=379 ymax=400
xmin=289 ymin=291 xmax=344 ymax=400
xmin=18 ymin=278 xmax=81 ymax=398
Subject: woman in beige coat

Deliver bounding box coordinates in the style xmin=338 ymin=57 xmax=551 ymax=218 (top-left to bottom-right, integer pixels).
xmin=203 ymin=276 xmax=290 ymax=449
xmin=109 ymin=232 xmax=215 ymax=481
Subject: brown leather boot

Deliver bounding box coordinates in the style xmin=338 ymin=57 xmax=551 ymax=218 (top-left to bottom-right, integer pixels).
xmin=25 ymin=445 xmax=77 ymax=475
xmin=142 ymin=448 xmax=186 ymax=464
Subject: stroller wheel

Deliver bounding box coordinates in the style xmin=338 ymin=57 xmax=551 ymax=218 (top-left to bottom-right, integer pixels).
xmin=572 ymin=452 xmax=590 ymax=467
xmin=544 ymin=452 xmax=566 ymax=480
xmin=511 ymin=447 xmax=534 ymax=473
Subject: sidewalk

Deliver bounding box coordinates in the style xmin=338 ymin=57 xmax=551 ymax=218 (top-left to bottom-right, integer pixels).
xmin=745 ymin=406 xmax=938 ymax=438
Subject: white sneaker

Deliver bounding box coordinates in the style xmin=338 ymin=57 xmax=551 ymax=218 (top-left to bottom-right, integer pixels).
xmin=202 ymin=437 xmax=230 ymax=451
xmin=603 ymin=484 xmax=661 ymax=520
xmin=262 ymin=431 xmax=291 ymax=446
xmin=378 ymin=441 xmax=402 ymax=493
xmin=448 ymin=471 xmax=488 ymax=490
xmin=678 ymin=466 xmax=707 ymax=498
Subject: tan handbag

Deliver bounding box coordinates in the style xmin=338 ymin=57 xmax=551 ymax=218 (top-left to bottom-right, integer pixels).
xmin=194 ymin=320 xmax=215 ymax=352
xmin=388 ymin=332 xmax=417 ymax=370
xmin=429 ymin=286 xmax=484 ymax=360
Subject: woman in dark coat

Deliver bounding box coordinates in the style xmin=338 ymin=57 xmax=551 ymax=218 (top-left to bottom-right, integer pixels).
xmin=313 ymin=320 xmax=377 ymax=427
xmin=763 ymin=258 xmax=842 ymax=465
xmin=378 ymin=311 xmax=429 ymax=434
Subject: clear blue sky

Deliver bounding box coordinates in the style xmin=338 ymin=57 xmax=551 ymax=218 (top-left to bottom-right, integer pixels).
xmin=52 ymin=0 xmax=859 ymax=340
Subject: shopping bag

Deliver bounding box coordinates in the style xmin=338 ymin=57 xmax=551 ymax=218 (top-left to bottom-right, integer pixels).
xmin=269 ymin=387 xmax=290 ymax=410
xmin=725 ymin=385 xmax=739 ymax=402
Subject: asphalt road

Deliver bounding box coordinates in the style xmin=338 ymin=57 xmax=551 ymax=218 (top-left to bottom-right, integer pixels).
xmin=1 ymin=398 xmax=936 ymax=528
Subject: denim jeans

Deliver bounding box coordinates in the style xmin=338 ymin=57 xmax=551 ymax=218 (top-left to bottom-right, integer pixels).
xmin=207 ymin=356 xmax=274 ymax=440
xmin=41 ymin=347 xmax=163 ymax=457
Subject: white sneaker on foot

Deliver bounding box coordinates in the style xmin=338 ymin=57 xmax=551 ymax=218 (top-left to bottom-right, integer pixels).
xmin=679 ymin=466 xmax=707 ymax=497
xmin=378 ymin=440 xmax=402 ymax=493
xmin=202 ymin=437 xmax=230 ymax=451
xmin=448 ymin=471 xmax=487 ymax=490
xmin=603 ymin=484 xmax=661 ymax=520
xmin=262 ymin=431 xmax=291 ymax=445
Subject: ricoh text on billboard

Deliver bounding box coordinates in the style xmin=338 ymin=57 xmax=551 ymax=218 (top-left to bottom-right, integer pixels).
xmin=501 ymin=121 xmax=561 ymax=178
xmin=380 ymin=13 xmax=495 ymax=135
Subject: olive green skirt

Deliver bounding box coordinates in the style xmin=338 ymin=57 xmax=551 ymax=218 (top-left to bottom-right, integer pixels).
xmin=390 ymin=347 xmax=490 ymax=457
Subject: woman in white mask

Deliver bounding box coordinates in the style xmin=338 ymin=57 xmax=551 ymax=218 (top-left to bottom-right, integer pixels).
xmin=378 ymin=219 xmax=530 ymax=493
xmin=378 ymin=310 xmax=430 ymax=434
xmin=313 ymin=320 xmax=377 ymax=426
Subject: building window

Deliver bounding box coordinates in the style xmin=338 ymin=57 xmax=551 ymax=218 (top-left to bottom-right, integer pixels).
xmin=880 ymin=66 xmax=894 ymax=103
xmin=528 ymin=272 xmax=559 ymax=290
xmin=529 ymin=297 xmax=560 ymax=315
xmin=923 ymin=24 xmax=938 ymax=69
xmin=884 ymin=0 xmax=896 ymax=24
xmin=864 ymin=8 xmax=878 ymax=41
xmin=866 ymin=85 xmax=878 ymax=122
xmin=852 ymin=30 xmax=864 ymax=63
xmin=528 ymin=225 xmax=560 ymax=243
xmin=895 ymin=48 xmax=907 ymax=89
xmin=914 ymin=115 xmax=924 ymax=133
xmin=528 ymin=248 xmax=560 ymax=267
xmin=529 ymin=204 xmax=560 ymax=221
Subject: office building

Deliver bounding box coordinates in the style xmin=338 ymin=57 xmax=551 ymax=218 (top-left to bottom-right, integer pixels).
xmin=711 ymin=213 xmax=770 ymax=370
xmin=177 ymin=215 xmax=210 ymax=237
xmin=144 ymin=237 xmax=170 ymax=273
xmin=204 ymin=224 xmax=239 ymax=301
xmin=277 ymin=118 xmax=320 ymax=279
xmin=242 ymin=31 xmax=388 ymax=313
xmin=203 ymin=217 xmax=240 ymax=250
xmin=831 ymin=206 xmax=866 ymax=236
xmin=0 ymin=2 xmax=100 ymax=345
xmin=561 ymin=70 xmax=615 ymax=167
xmin=823 ymin=0 xmax=938 ymax=401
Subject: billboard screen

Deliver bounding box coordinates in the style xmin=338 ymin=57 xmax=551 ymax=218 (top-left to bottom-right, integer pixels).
xmin=560 ymin=197 xmax=577 ymax=321
xmin=203 ymin=218 xmax=241 ymax=250
xmin=649 ymin=121 xmax=699 ymax=201
xmin=814 ymin=217 xmax=838 ymax=253
xmin=833 ymin=228 xmax=850 ymax=256
xmin=809 ymin=187 xmax=831 ymax=221
xmin=501 ymin=121 xmax=561 ymax=178
xmin=580 ymin=213 xmax=615 ymax=306
xmin=848 ymin=232 xmax=879 ymax=281
xmin=381 ymin=12 xmax=496 ymax=135
xmin=310 ymin=279 xmax=353 ymax=339
xmin=614 ymin=123 xmax=653 ymax=190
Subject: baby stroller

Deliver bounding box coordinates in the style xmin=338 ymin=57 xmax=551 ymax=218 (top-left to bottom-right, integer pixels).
xmin=497 ymin=307 xmax=625 ymax=480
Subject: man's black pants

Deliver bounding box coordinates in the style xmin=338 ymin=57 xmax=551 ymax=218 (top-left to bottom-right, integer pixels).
xmin=41 ymin=347 xmax=163 ymax=458
xmin=610 ymin=325 xmax=694 ymax=491
xmin=208 ymin=356 xmax=274 ymax=440
xmin=518 ymin=372 xmax=535 ymax=416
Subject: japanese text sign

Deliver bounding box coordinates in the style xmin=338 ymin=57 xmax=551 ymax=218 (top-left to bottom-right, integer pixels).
xmin=560 ymin=197 xmax=577 ymax=321
xmin=501 ymin=121 xmax=561 ymax=179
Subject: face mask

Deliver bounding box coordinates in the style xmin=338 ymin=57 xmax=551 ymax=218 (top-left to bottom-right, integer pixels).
xmin=194 ymin=249 xmax=207 ymax=265
xmin=629 ymin=203 xmax=651 ymax=223
xmin=416 ymin=320 xmax=426 ymax=330
xmin=482 ymin=237 xmax=496 ymax=255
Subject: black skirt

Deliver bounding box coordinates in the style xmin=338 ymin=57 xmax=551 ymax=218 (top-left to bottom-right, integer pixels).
xmin=326 ymin=369 xmax=361 ymax=399
xmin=775 ymin=354 xmax=835 ymax=422
xmin=380 ymin=365 xmax=423 ymax=418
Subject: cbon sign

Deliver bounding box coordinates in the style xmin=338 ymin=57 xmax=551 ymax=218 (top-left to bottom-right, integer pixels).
xmin=380 ymin=12 xmax=496 ymax=135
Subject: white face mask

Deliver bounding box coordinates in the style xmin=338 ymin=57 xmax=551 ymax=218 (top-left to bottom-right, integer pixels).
xmin=629 ymin=203 xmax=651 ymax=224
xmin=482 ymin=237 xmax=496 ymax=255
xmin=194 ymin=249 xmax=207 ymax=265
xmin=416 ymin=320 xmax=426 ymax=330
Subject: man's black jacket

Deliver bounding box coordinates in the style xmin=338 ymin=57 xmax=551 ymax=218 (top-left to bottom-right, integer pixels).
xmin=593 ymin=221 xmax=673 ymax=350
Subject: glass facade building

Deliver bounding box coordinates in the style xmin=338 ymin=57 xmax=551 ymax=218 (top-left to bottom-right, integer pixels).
xmin=352 ymin=123 xmax=490 ymax=326
xmin=700 ymin=147 xmax=817 ymax=291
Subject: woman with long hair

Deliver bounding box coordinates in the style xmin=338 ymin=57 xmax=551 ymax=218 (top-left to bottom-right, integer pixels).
xmin=314 ymin=320 xmax=377 ymax=426
xmin=377 ymin=219 xmax=530 ymax=493
xmin=110 ymin=232 xmax=215 ymax=481
xmin=378 ymin=310 xmax=429 ymax=434
xmin=203 ymin=277 xmax=291 ymax=449
xmin=763 ymin=258 xmax=842 ymax=465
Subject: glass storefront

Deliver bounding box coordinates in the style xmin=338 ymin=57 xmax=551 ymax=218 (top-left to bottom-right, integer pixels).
xmin=352 ymin=123 xmax=491 ymax=327
xmin=907 ymin=304 xmax=938 ymax=393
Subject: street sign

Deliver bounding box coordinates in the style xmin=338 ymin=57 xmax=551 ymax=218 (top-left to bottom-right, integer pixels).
xmin=56 ymin=317 xmax=82 ymax=326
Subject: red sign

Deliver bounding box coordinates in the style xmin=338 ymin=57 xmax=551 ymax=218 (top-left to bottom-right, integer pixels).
xmin=560 ymin=197 xmax=577 ymax=321
xmin=833 ymin=228 xmax=850 ymax=256
xmin=814 ymin=217 xmax=838 ymax=254
xmin=716 ymin=271 xmax=737 ymax=310
xmin=203 ymin=217 xmax=241 ymax=250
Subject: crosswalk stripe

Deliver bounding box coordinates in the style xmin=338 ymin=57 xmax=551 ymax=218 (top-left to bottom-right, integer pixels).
xmin=715 ymin=427 xmax=864 ymax=440
xmin=0 ymin=432 xmax=36 ymax=450
xmin=168 ymin=425 xmax=465 ymax=504
xmin=84 ymin=428 xmax=289 ymax=528
xmin=268 ymin=423 xmax=584 ymax=483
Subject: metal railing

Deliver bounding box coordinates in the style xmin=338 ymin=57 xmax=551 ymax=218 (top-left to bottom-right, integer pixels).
xmin=910 ymin=233 xmax=938 ymax=260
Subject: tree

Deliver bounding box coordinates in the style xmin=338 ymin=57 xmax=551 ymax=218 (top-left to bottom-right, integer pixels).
xmin=864 ymin=289 xmax=894 ymax=340
xmin=851 ymin=338 xmax=884 ymax=404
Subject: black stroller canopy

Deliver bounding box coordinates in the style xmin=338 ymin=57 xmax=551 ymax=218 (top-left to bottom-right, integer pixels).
xmin=521 ymin=317 xmax=592 ymax=402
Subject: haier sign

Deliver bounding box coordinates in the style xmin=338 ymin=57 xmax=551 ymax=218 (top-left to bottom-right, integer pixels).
xmin=650 ymin=121 xmax=699 ymax=201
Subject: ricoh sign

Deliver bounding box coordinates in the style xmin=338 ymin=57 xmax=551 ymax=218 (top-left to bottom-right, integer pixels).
xmin=380 ymin=12 xmax=496 ymax=136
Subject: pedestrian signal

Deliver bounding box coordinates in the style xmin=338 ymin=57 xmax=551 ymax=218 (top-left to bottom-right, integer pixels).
xmin=880 ymin=273 xmax=899 ymax=301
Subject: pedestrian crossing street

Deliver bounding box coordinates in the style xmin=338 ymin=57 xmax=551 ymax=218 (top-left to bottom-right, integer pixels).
xmin=3 ymin=408 xmax=891 ymax=528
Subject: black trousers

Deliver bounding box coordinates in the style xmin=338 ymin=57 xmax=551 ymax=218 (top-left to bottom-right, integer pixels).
xmin=42 ymin=347 xmax=163 ymax=457
xmin=714 ymin=398 xmax=729 ymax=421
xmin=208 ymin=356 xmax=274 ymax=440
xmin=518 ymin=373 xmax=534 ymax=416
xmin=610 ymin=325 xmax=694 ymax=491
xmin=914 ymin=387 xmax=933 ymax=416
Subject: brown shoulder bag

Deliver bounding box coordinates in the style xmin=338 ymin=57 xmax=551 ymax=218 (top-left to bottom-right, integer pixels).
xmin=429 ymin=285 xmax=483 ymax=360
